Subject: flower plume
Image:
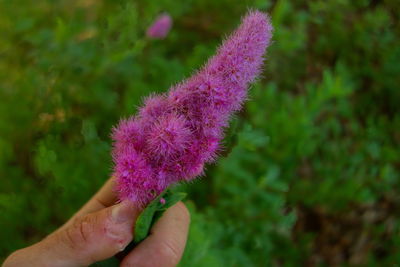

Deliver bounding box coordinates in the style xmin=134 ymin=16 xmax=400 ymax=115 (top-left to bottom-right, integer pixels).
xmin=112 ymin=10 xmax=273 ymax=207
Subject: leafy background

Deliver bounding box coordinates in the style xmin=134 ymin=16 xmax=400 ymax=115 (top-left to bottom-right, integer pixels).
xmin=1 ymin=0 xmax=399 ymax=265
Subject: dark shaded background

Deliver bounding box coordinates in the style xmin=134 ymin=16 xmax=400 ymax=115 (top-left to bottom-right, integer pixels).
xmin=1 ymin=0 xmax=399 ymax=265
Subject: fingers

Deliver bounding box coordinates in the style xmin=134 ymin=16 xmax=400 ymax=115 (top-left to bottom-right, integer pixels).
xmin=4 ymin=201 xmax=139 ymax=267
xmin=59 ymin=177 xmax=118 ymax=232
xmin=76 ymin=177 xmax=119 ymax=216
xmin=4 ymin=197 xmax=190 ymax=267
xmin=120 ymin=202 xmax=190 ymax=267
xmin=51 ymin=200 xmax=139 ymax=266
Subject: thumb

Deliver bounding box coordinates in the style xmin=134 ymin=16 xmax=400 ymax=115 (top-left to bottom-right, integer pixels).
xmin=4 ymin=200 xmax=139 ymax=267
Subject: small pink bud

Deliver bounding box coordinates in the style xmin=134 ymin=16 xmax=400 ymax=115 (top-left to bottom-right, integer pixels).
xmin=146 ymin=13 xmax=173 ymax=39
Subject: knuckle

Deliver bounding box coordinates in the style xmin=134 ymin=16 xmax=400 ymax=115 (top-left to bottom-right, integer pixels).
xmin=61 ymin=215 xmax=91 ymax=251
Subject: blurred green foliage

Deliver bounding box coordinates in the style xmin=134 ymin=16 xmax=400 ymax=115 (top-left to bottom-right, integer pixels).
xmin=1 ymin=0 xmax=399 ymax=265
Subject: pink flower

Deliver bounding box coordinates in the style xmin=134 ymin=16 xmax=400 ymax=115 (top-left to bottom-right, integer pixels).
xmin=112 ymin=10 xmax=273 ymax=207
xmin=146 ymin=13 xmax=173 ymax=39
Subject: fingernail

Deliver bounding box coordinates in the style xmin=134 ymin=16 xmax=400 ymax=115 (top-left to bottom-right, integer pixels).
xmin=119 ymin=241 xmax=128 ymax=251
xmin=111 ymin=200 xmax=134 ymax=223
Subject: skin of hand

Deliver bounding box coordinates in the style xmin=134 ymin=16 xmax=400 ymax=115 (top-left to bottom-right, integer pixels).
xmin=3 ymin=178 xmax=190 ymax=267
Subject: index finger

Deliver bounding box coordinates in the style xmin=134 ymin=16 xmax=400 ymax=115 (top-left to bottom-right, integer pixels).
xmin=59 ymin=177 xmax=119 ymax=231
xmin=78 ymin=176 xmax=119 ymax=215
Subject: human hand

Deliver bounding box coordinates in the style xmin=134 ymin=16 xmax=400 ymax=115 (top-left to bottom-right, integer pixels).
xmin=3 ymin=178 xmax=190 ymax=267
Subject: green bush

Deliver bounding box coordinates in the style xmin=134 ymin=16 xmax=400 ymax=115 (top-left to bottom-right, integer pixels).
xmin=1 ymin=0 xmax=399 ymax=265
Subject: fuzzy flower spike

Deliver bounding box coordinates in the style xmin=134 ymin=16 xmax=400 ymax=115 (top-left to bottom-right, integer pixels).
xmin=112 ymin=10 xmax=273 ymax=207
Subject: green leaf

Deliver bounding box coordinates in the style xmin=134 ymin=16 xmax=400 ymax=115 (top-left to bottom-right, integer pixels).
xmin=134 ymin=190 xmax=187 ymax=243
xmin=153 ymin=191 xmax=187 ymax=223
xmin=133 ymin=191 xmax=166 ymax=243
